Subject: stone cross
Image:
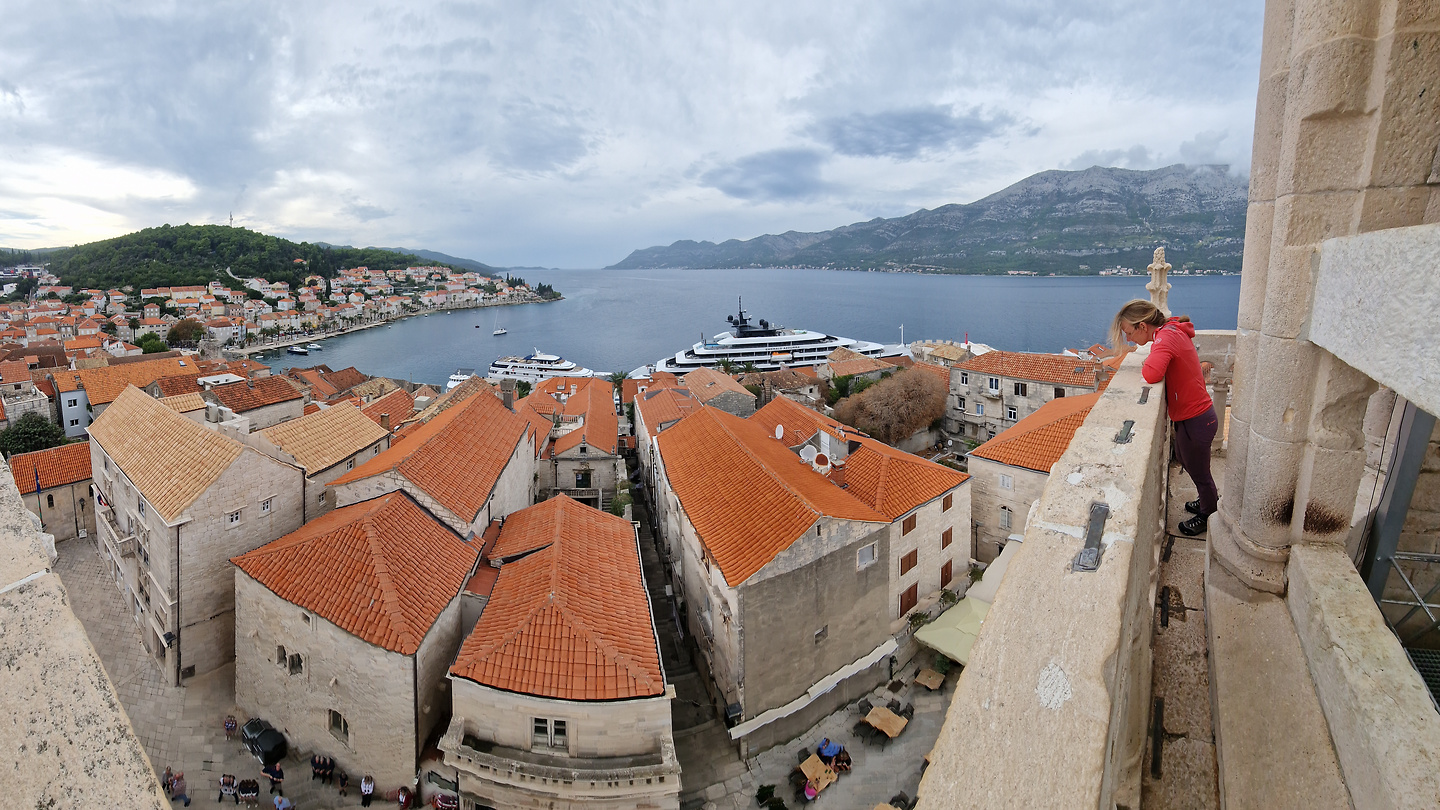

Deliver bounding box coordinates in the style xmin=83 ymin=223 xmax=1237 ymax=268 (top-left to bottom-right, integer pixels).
xmin=1146 ymin=246 xmax=1172 ymax=316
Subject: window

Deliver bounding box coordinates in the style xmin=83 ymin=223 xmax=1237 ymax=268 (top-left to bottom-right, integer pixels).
xmin=975 ymin=403 xmax=984 ymax=416
xmin=104 ymin=456 xmax=110 ymax=472
xmin=942 ymin=528 xmax=953 ymax=549
xmin=959 ymin=372 xmax=968 ymax=385
xmin=943 ymin=493 xmax=953 ymax=512
xmin=68 ymin=419 xmax=79 ymax=427
xmin=814 ymin=625 xmax=828 ymax=644
xmin=329 ymin=710 xmax=349 ymax=743
xmin=957 ymin=396 xmax=965 ymax=411
xmin=987 ymin=377 xmax=1000 ymax=392
xmin=345 ymin=458 xmax=355 ymax=471
xmin=46 ymin=494 xmax=54 ymax=508
xmin=288 ymin=653 xmax=303 ymax=674
xmin=856 ymin=543 xmax=877 ymax=569
xmin=318 ymin=491 xmax=326 ymax=504
xmin=900 ymin=549 xmax=918 ymax=576
xmin=67 ymin=398 xmax=77 ymax=408
xmin=900 ymin=584 xmax=919 ymax=616
xmin=276 ymin=646 xmax=287 ymax=665
xmin=1014 ymin=382 xmax=1028 ymax=397
xmin=1006 ymin=406 xmax=1018 ymax=421
xmin=1054 ymin=387 xmax=1065 ymax=399
xmin=227 ymin=510 xmax=241 ymax=525
xmin=988 ymin=427 xmax=997 ymax=439
xmin=260 ymin=498 xmax=272 ymax=515
xmin=941 ymin=560 xmax=953 ymax=587
xmin=1000 ymin=474 xmax=1013 ymax=489
xmin=1000 ymin=506 xmax=1013 ymax=530
xmin=575 ymin=470 xmax=592 ymax=488
xmin=902 ymin=514 xmax=916 ymax=535
xmin=579 ymin=444 xmax=587 ymax=454
xmin=532 ymin=718 xmax=567 ymax=750
xmin=137 ymin=500 xmax=146 ymax=517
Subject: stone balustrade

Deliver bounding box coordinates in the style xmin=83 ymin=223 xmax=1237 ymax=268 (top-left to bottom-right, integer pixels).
xmin=915 ymin=350 xmax=1169 ymax=808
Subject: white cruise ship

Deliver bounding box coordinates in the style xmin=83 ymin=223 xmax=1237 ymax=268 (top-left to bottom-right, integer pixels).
xmin=642 ymin=299 xmax=895 ymax=375
xmin=446 ymin=368 xmax=477 ymax=391
xmin=487 ymin=350 xmax=597 ymax=384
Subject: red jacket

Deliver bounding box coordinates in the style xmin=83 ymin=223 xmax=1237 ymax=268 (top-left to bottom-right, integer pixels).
xmin=1141 ymin=318 xmax=1211 ymax=422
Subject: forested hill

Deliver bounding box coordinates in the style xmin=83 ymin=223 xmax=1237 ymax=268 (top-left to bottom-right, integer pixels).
xmin=1 ymin=224 xmax=489 ymax=290
xmin=609 ymin=164 xmax=1248 ymax=275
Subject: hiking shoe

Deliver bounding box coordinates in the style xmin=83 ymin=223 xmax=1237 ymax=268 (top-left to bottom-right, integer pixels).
xmin=1185 ymin=499 xmax=1203 ymax=515
xmin=1178 ymin=514 xmax=1209 ymax=537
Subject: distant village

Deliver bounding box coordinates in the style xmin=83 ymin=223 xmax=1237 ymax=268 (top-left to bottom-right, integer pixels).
xmin=3 ymin=282 xmax=1125 ymax=806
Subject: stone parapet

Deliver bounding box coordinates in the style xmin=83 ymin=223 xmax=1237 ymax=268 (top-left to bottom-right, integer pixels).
xmin=914 ymin=352 xmax=1168 ymax=808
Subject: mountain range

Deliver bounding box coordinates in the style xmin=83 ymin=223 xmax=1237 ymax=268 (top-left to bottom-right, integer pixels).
xmin=608 ymin=164 xmax=1248 ymax=275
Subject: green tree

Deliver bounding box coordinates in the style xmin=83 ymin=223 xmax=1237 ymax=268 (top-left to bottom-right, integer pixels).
xmin=515 ymin=381 xmax=532 ymax=398
xmin=137 ymin=332 xmax=169 ymax=353
xmin=168 ymin=318 xmax=205 ymax=343
xmin=0 ymin=413 xmax=69 ymax=457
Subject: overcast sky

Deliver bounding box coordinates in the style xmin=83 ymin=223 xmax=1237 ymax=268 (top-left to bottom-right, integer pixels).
xmin=0 ymin=1 xmax=1264 ymax=267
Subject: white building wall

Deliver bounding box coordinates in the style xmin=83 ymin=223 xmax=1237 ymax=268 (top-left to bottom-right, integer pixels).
xmin=967 ymin=455 xmax=1048 ymax=563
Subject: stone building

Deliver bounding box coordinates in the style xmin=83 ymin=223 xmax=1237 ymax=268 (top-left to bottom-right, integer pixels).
xmin=330 ymin=386 xmax=536 ymax=535
xmin=518 ymin=378 xmax=623 ymax=509
xmin=442 ymin=496 xmax=681 ymax=809
xmin=232 ymin=491 xmax=478 ymax=793
xmin=50 ymin=355 xmax=197 ymax=437
xmin=256 ymin=402 xmax=391 ymax=519
xmin=654 ymin=399 xmax=968 ymax=754
xmin=0 ymin=359 xmax=56 ymax=424
xmin=88 ymin=385 xmax=306 ymax=684
xmin=202 ymin=375 xmax=306 ymax=431
xmin=10 ymin=441 xmax=96 ymax=544
xmin=633 ymin=387 xmax=702 ymax=501
xmin=966 ymin=393 xmax=1100 ymax=562
xmin=679 ymin=366 xmax=757 ymax=416
xmin=734 ymin=367 xmax=824 ymax=409
xmin=946 ymin=351 xmax=1105 ymax=441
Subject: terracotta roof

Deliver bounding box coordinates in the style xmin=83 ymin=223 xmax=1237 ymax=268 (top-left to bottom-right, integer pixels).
xmin=233 ymin=492 xmax=477 ymax=656
xmin=734 ymin=368 xmax=819 ymax=391
xmin=152 ymin=373 xmax=203 ymax=397
xmin=451 ymin=496 xmax=663 ymax=700
xmin=828 ymin=355 xmax=897 ymax=377
xmin=399 ymin=375 xmax=495 ymax=432
xmin=322 ymin=366 xmax=368 ymax=394
xmin=88 ymin=386 xmax=244 ymax=522
xmin=303 ymin=402 xmax=321 ymax=415
xmin=260 ymin=402 xmax=389 ymax=473
xmin=956 ymin=351 xmax=1101 ymax=389
xmin=55 ymin=356 xmax=195 ymax=404
xmin=207 ymin=376 xmax=303 ymax=413
xmin=749 ymin=395 xmax=853 ymax=443
xmin=681 ymin=367 xmax=756 ymax=405
xmin=349 ymin=377 xmax=399 ymax=402
xmin=657 ymin=407 xmax=887 ymax=586
xmin=540 ymin=380 xmax=617 ymax=456
xmin=0 ymin=360 xmax=31 ymax=385
xmin=10 ymin=442 xmax=92 ymax=494
xmin=912 ymin=361 xmax=952 ymax=388
xmin=361 ymin=388 xmax=414 ymax=427
xmin=158 ymin=392 xmax=207 ymax=413
xmin=331 ymin=388 xmax=529 ymax=522
xmin=969 ymin=392 xmax=1102 ymax=473
xmin=635 ymin=387 xmax=701 ymax=437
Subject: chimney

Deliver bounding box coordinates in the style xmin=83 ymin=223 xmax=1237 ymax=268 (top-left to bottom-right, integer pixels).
xmin=830 ymin=460 xmax=847 ymax=488
xmin=380 ymin=412 xmax=390 ymax=431
xmin=499 ymin=378 xmax=515 ymax=410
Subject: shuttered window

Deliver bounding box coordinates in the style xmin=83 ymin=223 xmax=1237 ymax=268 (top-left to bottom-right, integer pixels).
xmin=900 ymin=584 xmax=919 ymax=616
xmin=902 ymin=514 xmax=917 ymax=535
xmin=943 ymin=494 xmax=953 ymax=512
xmin=900 ymin=550 xmax=918 ymax=576
xmin=941 ymin=560 xmax=953 ymax=587
xmin=941 ymin=528 xmax=953 ymax=549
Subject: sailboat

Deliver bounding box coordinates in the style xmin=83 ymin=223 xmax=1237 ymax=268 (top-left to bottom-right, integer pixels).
xmin=492 ymin=312 xmax=507 ymax=336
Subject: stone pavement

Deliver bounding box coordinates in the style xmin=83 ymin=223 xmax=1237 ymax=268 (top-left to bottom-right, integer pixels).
xmin=55 ymin=538 xmax=364 ymax=809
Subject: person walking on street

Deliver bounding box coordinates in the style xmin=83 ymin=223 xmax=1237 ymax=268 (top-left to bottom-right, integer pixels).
xmin=170 ymin=772 xmax=191 ymax=806
xmin=273 ymin=795 xmax=292 ymax=810
xmin=360 ymin=774 xmax=375 ymax=807
xmin=218 ymin=774 xmax=238 ymax=804
xmin=262 ymin=761 xmax=284 ymax=796
xmin=162 ymin=766 xmax=175 ymax=796
xmin=1111 ymin=299 xmax=1218 ymax=536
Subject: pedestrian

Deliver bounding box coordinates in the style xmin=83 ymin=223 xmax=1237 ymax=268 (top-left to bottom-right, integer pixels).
xmin=336 ymin=769 xmax=349 ymax=797
xmin=262 ymin=761 xmax=284 ymax=796
xmin=224 ymin=715 xmax=238 ymax=741
xmin=1111 ymin=299 xmax=1218 ymax=536
xmin=162 ymin=766 xmax=175 ymax=796
xmin=360 ymin=774 xmax=375 ymax=807
xmin=311 ymin=754 xmax=323 ymax=781
xmin=272 ymin=795 xmax=292 ymax=810
xmin=218 ymin=774 xmax=238 ymax=804
xmin=170 ymin=771 xmax=191 ymax=806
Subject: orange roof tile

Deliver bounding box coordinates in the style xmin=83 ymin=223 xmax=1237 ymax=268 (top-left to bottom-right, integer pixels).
xmin=158 ymin=392 xmax=207 ymax=413
xmin=451 ymin=496 xmax=663 ymax=700
xmin=208 ymin=376 xmax=303 ymax=413
xmin=681 ymin=367 xmax=756 ymax=405
xmin=10 ymin=442 xmax=92 ymax=494
xmin=361 ymin=388 xmax=414 ymax=427
xmin=260 ymin=402 xmax=388 ymax=473
xmin=635 ymin=388 xmax=701 ymax=437
xmin=55 ymin=356 xmax=195 ymax=404
xmin=828 ymin=355 xmax=897 ymax=377
xmin=657 ymin=408 xmax=887 ymax=586
xmin=912 ymin=361 xmax=952 ymax=388
xmin=331 ymin=388 xmax=528 ymax=522
xmin=969 ymin=392 xmax=1101 ymax=473
xmin=749 ymin=395 xmax=856 ymax=443
xmin=88 ymin=386 xmax=244 ymax=522
xmin=956 ymin=351 xmax=1101 ymax=389
xmin=0 ymin=360 xmax=32 ymax=385
xmin=233 ymin=492 xmax=477 ymax=655
xmin=153 ymin=373 xmax=203 ymax=397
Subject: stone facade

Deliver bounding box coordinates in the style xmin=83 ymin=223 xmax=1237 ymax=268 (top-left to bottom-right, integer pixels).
xmin=886 ymin=485 xmax=971 ymax=626
xmin=91 ymin=442 xmax=305 ymax=684
xmin=24 ymin=477 xmax=96 ymax=545
xmin=967 ymin=456 xmax=1048 ymax=563
xmin=947 ymin=365 xmax=1095 ymax=442
xmin=234 ymin=571 xmax=464 ymax=791
xmin=543 ymin=438 xmax=623 ymax=509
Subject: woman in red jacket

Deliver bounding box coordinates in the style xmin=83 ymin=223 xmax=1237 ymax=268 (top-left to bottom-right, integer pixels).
xmin=1111 ymin=300 xmax=1217 ymax=536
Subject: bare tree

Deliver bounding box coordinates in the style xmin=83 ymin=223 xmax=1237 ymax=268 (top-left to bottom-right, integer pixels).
xmin=833 ymin=369 xmax=947 ymax=445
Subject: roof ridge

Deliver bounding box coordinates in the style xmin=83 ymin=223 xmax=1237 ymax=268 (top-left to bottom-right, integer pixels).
xmin=550 ymin=599 xmax=662 ymax=692
xmin=363 ymin=499 xmax=417 ymax=652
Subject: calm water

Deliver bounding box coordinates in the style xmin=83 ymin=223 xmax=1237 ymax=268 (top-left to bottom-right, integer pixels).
xmin=254 ymin=269 xmax=1241 ymax=385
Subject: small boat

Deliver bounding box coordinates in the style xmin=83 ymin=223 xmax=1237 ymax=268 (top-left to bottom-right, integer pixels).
xmin=491 ymin=313 xmax=506 ymax=336
xmin=287 ymin=346 xmax=309 ymax=355
xmin=307 ymin=343 xmax=322 ymax=350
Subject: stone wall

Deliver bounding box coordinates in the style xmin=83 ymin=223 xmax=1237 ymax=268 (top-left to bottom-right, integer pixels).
xmin=967 ymin=456 xmax=1048 ymax=563
xmin=234 ymin=571 xmax=422 ymax=791
xmin=235 ymin=398 xmax=304 ymax=431
xmin=25 ymin=479 xmax=96 ymax=544
xmin=947 ymin=368 xmax=1090 ymax=441
xmin=887 ymin=485 xmax=968 ymax=626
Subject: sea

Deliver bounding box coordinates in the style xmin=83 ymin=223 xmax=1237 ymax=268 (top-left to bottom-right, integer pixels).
xmin=253 ymin=269 xmax=1242 ymax=386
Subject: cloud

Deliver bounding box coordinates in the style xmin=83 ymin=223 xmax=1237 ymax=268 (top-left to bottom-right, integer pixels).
xmin=700 ymin=149 xmax=830 ymax=202
xmin=811 ymin=105 xmax=1014 ymax=159
xmin=1061 ymin=145 xmax=1157 ymax=171
xmin=341 ymin=200 xmax=392 ymax=222
xmin=1178 ymin=130 xmax=1229 ymax=165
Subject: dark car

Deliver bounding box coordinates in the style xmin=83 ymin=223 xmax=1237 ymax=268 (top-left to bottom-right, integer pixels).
xmin=241 ymin=718 xmax=288 ymax=766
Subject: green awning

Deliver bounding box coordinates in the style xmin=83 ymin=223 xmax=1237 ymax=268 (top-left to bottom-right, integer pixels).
xmin=914 ymin=596 xmax=990 ymax=665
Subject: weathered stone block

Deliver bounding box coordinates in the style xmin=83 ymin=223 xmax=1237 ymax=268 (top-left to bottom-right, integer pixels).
xmin=1238 ymin=204 xmax=1274 ymax=330
xmin=1292 ymin=0 xmax=1382 ymax=54
xmin=1260 ymin=245 xmax=1321 ymax=339
xmin=1222 ymin=414 xmax=1252 ymax=516
xmin=1237 ymin=431 xmax=1307 ymax=551
xmin=1249 ymin=333 xmax=1320 ymax=444
xmin=1227 ymin=328 xmax=1260 ymax=423
xmin=1249 ymin=72 xmax=1291 ymax=203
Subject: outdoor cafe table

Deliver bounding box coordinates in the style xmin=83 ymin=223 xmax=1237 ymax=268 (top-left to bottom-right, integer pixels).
xmin=864 ymin=706 xmax=909 ymax=738
xmin=915 ymin=668 xmax=945 ymax=690
xmin=800 ymin=753 xmax=837 ymax=794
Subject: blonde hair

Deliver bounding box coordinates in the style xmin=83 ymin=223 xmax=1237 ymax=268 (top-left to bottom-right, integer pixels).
xmin=1109 ymin=299 xmax=1189 ymax=348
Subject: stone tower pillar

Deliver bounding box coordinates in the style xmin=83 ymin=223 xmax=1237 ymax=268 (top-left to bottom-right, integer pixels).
xmin=1146 ymin=247 xmax=1172 ymax=316
xmin=1210 ymin=0 xmax=1439 ymax=593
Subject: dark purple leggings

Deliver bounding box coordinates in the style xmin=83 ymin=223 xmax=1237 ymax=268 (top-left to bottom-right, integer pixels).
xmin=1174 ymin=406 xmax=1219 ymax=515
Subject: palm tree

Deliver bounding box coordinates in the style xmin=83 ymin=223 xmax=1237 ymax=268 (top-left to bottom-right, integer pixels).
xmin=740 ymin=361 xmax=758 ymax=375
xmin=718 ymin=358 xmax=736 ymax=374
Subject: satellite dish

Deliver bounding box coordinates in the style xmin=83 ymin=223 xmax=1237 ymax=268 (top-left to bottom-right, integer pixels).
xmin=815 ymin=453 xmax=829 ymax=467
xmin=800 ymin=446 xmax=818 ymax=463
xmin=774 ymin=424 xmax=784 ymax=440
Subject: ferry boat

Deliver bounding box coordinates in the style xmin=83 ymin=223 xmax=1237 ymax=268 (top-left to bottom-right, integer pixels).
xmin=642 ymin=298 xmax=895 ymax=375
xmin=487 ymin=350 xmax=597 ymax=384
xmin=446 ymin=368 xmax=477 ymax=391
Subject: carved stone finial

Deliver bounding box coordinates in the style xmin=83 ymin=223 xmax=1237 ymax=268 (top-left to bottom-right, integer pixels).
xmin=1146 ymin=246 xmax=1172 ymax=316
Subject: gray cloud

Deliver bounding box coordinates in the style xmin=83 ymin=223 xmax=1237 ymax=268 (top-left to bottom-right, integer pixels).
xmin=811 ymin=106 xmax=1014 ymax=159
xmin=1062 ymin=145 xmax=1157 ymax=171
xmin=701 ymin=149 xmax=830 ymax=202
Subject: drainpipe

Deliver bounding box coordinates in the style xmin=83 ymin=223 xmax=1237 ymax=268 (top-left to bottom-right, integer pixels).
xmin=174 ymin=524 xmax=182 ymax=686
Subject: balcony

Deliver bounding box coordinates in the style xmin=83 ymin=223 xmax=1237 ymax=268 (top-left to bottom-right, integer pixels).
xmin=559 ymin=487 xmax=600 ymax=501
xmin=97 ymin=505 xmax=136 ymax=558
